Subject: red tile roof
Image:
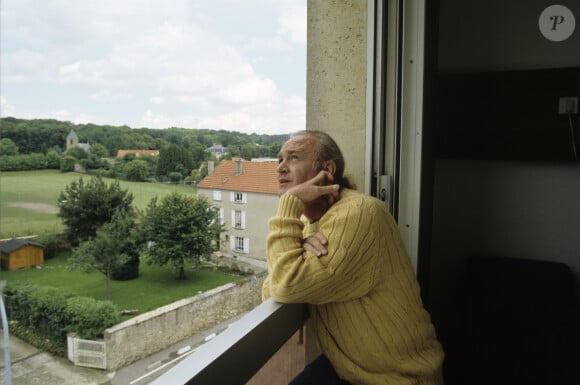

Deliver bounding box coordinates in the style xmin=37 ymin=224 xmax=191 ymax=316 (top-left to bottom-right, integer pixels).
xmin=116 ymin=149 xmax=160 ymax=158
xmin=197 ymin=159 xmax=279 ymax=194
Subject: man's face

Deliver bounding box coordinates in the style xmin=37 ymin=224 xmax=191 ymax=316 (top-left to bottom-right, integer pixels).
xmin=276 ymin=135 xmax=320 ymax=196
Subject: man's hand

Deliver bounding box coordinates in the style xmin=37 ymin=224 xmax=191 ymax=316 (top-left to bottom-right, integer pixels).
xmin=302 ymin=232 xmax=328 ymax=260
xmin=286 ymin=170 xmax=340 ymax=205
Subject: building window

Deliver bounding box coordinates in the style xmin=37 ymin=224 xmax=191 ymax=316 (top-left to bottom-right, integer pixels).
xmin=235 ymin=237 xmax=244 ymax=251
xmin=213 ymin=190 xmax=222 ymax=201
xmin=232 ymin=210 xmax=245 ymax=229
xmin=231 ymin=237 xmax=249 ymax=253
xmin=230 ymin=191 xmax=247 ymax=203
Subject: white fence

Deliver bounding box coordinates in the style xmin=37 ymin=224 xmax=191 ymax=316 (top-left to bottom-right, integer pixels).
xmin=67 ymin=334 xmax=107 ymax=369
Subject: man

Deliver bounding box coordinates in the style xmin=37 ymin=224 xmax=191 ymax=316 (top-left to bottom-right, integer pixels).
xmin=262 ymin=131 xmax=444 ymax=385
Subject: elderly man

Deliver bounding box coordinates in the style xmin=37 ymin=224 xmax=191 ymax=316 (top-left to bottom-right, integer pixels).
xmin=262 ymin=130 xmax=444 ymax=385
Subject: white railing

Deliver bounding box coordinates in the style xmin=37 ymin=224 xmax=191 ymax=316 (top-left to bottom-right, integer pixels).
xmin=150 ymin=299 xmax=308 ymax=385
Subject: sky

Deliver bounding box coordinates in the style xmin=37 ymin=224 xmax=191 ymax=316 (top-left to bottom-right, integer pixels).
xmin=0 ymin=0 xmax=306 ymax=135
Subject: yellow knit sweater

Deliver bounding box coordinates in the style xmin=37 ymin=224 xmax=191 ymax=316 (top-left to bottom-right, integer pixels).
xmin=262 ymin=189 xmax=444 ymax=385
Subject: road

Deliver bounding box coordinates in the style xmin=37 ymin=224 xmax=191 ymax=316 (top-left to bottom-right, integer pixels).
xmin=0 ymin=313 xmax=246 ymax=385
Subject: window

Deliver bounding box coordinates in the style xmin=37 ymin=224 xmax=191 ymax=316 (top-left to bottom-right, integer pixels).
xmin=213 ymin=190 xmax=222 ymax=201
xmin=235 ymin=237 xmax=244 ymax=251
xmin=230 ymin=191 xmax=247 ymax=203
xmin=231 ymin=237 xmax=249 ymax=253
xmin=232 ymin=210 xmax=246 ymax=229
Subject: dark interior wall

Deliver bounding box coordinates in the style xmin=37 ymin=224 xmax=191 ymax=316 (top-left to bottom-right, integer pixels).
xmin=425 ymin=1 xmax=580 ymax=383
xmin=435 ymin=67 xmax=580 ymax=162
xmin=438 ymin=0 xmax=580 ymax=72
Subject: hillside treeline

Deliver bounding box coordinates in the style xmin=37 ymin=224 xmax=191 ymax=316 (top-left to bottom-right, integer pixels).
xmin=0 ymin=117 xmax=287 ymax=157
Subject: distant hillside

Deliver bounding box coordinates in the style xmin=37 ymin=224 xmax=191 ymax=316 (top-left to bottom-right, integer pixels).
xmin=0 ymin=117 xmax=288 ymax=157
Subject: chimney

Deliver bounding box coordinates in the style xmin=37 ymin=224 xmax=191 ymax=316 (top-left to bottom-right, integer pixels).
xmin=207 ymin=160 xmax=215 ymax=175
xmin=235 ymin=159 xmax=243 ymax=176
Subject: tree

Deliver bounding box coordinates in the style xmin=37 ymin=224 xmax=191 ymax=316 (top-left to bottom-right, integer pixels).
xmin=156 ymin=143 xmax=194 ymax=179
xmin=59 ymin=155 xmax=76 ymax=172
xmin=58 ymin=176 xmax=134 ymax=245
xmin=66 ymin=146 xmax=88 ymax=159
xmin=68 ymin=209 xmax=138 ymax=300
xmin=124 ymin=159 xmax=149 ymax=181
xmin=46 ymin=149 xmax=61 ymax=169
xmin=0 ymin=138 xmax=19 ymax=155
xmin=139 ymin=192 xmax=222 ymax=279
xmin=89 ymin=143 xmax=109 ymax=158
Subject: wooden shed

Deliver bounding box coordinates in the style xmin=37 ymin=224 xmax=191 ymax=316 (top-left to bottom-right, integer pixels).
xmin=0 ymin=238 xmax=45 ymax=270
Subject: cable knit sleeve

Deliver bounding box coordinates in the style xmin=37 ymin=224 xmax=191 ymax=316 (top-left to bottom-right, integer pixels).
xmin=266 ymin=190 xmax=383 ymax=304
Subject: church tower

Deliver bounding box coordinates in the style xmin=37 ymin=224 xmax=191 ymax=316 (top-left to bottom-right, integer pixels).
xmin=66 ymin=129 xmax=79 ymax=151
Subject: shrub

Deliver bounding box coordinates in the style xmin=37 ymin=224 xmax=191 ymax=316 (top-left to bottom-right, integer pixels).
xmin=65 ymin=296 xmax=120 ymax=339
xmin=4 ymin=283 xmax=120 ymax=355
xmin=37 ymin=232 xmax=58 ymax=259
xmin=168 ymin=171 xmax=182 ymax=182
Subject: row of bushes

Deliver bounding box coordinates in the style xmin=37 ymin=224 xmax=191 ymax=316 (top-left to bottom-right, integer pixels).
xmin=3 ymin=284 xmax=121 ymax=355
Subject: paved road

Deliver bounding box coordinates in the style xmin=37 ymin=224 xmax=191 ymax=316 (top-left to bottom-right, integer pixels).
xmin=0 ymin=313 xmax=246 ymax=385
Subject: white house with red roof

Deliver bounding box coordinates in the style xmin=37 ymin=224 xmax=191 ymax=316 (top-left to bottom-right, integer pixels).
xmin=196 ymin=158 xmax=279 ymax=271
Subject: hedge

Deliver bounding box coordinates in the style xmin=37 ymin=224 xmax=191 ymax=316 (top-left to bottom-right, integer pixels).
xmin=3 ymin=283 xmax=121 ymax=355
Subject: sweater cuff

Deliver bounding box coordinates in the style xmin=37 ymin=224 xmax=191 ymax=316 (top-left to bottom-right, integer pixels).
xmin=277 ymin=193 xmax=304 ymax=218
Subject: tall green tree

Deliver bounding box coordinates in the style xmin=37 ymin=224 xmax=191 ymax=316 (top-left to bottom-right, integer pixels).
xmin=58 ymin=176 xmax=134 ymax=245
xmin=89 ymin=143 xmax=109 ymax=158
xmin=68 ymin=208 xmax=138 ymax=300
xmin=139 ymin=192 xmax=222 ymax=279
xmin=156 ymin=143 xmax=194 ymax=178
xmin=124 ymin=159 xmax=149 ymax=181
xmin=0 ymin=138 xmax=19 ymax=155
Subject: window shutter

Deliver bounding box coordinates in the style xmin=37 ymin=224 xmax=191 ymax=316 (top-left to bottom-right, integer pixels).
xmin=219 ymin=208 xmax=224 ymax=225
xmin=230 ymin=192 xmax=234 ymax=202
xmin=229 ymin=237 xmax=234 ymax=251
xmin=242 ymin=193 xmax=247 ymax=203
xmin=241 ymin=211 xmax=246 ymax=229
xmin=231 ymin=210 xmax=235 ymax=227
xmin=244 ymin=238 xmax=250 ymax=253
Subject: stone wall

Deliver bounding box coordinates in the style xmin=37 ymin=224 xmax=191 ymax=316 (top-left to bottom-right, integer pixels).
xmin=104 ymin=271 xmax=267 ymax=371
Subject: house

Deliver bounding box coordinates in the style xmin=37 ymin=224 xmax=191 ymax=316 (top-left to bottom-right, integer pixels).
xmin=116 ymin=149 xmax=160 ymax=158
xmin=66 ymin=129 xmax=91 ymax=152
xmin=0 ymin=238 xmax=44 ymax=270
xmin=196 ymin=158 xmax=279 ymax=271
xmin=206 ymin=144 xmax=229 ymax=158
xmin=153 ymin=2 xmax=580 ymax=384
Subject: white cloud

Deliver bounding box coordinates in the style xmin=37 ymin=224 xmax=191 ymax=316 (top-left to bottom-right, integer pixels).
xmin=1 ymin=0 xmax=306 ymax=134
xmin=0 ymin=96 xmax=17 ymax=117
xmin=150 ymin=96 xmax=165 ymax=105
xmin=278 ymin=6 xmax=307 ymax=44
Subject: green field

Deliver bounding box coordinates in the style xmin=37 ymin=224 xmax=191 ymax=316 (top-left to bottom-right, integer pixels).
xmin=0 ymin=170 xmax=195 ymax=239
xmin=0 ymin=170 xmax=242 ymax=319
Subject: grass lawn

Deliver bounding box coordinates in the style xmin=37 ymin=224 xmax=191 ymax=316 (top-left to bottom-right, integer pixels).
xmin=0 ymin=252 xmax=243 ymax=318
xmin=0 ymin=170 xmax=195 ymax=239
xmin=0 ymin=170 xmax=244 ymax=320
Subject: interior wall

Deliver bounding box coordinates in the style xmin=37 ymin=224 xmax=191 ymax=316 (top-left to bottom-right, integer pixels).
xmin=438 ymin=0 xmax=580 ymax=72
xmin=428 ymin=160 xmax=580 ymax=383
xmin=428 ymin=1 xmax=580 ymax=382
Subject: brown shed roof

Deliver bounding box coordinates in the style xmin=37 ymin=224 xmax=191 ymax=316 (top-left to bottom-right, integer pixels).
xmin=197 ymin=159 xmax=279 ymax=194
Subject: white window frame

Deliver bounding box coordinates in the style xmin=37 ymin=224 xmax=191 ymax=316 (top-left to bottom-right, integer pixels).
xmin=213 ymin=190 xmax=222 ymax=201
xmin=231 ymin=236 xmax=250 ymax=253
xmin=231 ymin=210 xmax=246 ymax=229
xmin=230 ymin=191 xmax=247 ymax=203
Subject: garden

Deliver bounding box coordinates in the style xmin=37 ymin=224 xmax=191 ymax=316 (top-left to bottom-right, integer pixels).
xmin=0 ymin=169 xmax=244 ymax=355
